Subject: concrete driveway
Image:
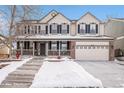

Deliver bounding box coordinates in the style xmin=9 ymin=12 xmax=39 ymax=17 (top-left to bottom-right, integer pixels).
xmin=77 ymin=61 xmax=124 ymax=88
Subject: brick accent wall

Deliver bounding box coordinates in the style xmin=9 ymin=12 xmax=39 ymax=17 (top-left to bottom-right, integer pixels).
xmin=109 ymin=41 xmax=115 ymax=61
xmin=70 ymin=41 xmax=76 ymax=59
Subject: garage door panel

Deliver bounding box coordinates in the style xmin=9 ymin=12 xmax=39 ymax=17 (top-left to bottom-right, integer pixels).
xmin=75 ymin=42 xmax=109 ymax=61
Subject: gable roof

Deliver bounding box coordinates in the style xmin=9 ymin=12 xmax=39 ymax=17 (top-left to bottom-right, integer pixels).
xmin=78 ymin=12 xmax=102 ymax=23
xmin=39 ymin=10 xmax=58 ymax=23
xmin=47 ymin=11 xmax=71 ymax=23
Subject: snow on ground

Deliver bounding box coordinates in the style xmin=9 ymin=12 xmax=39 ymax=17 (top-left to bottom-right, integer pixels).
xmin=0 ymin=57 xmax=32 ymax=84
xmin=77 ymin=61 xmax=124 ymax=88
xmin=31 ymin=59 xmax=103 ymax=88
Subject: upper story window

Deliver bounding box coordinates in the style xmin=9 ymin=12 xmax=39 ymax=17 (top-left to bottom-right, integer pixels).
xmin=28 ymin=25 xmax=30 ymax=34
xmin=78 ymin=23 xmax=98 ymax=34
xmin=90 ymin=23 xmax=98 ymax=34
xmin=61 ymin=23 xmax=69 ymax=34
xmin=78 ymin=23 xmax=85 ymax=34
xmin=49 ymin=23 xmax=69 ymax=34
xmin=50 ymin=23 xmax=58 ymax=34
xmin=35 ymin=26 xmax=37 ymax=34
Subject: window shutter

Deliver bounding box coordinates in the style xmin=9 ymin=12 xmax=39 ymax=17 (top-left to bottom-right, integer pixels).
xmin=46 ymin=26 xmax=48 ymax=34
xmin=25 ymin=26 xmax=27 ymax=34
xmin=17 ymin=42 xmax=20 ymax=49
xmin=49 ymin=41 xmax=51 ymax=50
xmin=50 ymin=25 xmax=51 ymax=33
xmin=78 ymin=24 xmax=80 ymax=33
xmin=38 ymin=26 xmax=40 ymax=34
xmin=96 ymin=24 xmax=98 ymax=33
xmin=57 ymin=25 xmax=59 ymax=33
xmin=60 ymin=25 xmax=61 ymax=34
xmin=67 ymin=41 xmax=70 ymax=50
xmin=57 ymin=41 xmax=59 ymax=50
xmin=88 ymin=24 xmax=90 ymax=33
xmin=86 ymin=24 xmax=88 ymax=33
xmin=67 ymin=25 xmax=69 ymax=33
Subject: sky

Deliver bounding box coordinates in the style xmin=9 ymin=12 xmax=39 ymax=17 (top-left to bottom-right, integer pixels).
xmin=40 ymin=5 xmax=124 ymax=21
xmin=0 ymin=5 xmax=124 ymax=36
xmin=1 ymin=5 xmax=124 ymax=21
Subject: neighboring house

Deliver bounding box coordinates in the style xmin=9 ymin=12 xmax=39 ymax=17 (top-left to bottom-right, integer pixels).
xmin=15 ymin=10 xmax=114 ymax=61
xmin=105 ymin=19 xmax=124 ymax=50
xmin=0 ymin=34 xmax=10 ymax=59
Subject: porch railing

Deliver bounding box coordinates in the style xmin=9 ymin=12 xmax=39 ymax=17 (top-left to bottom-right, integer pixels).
xmin=48 ymin=50 xmax=70 ymax=56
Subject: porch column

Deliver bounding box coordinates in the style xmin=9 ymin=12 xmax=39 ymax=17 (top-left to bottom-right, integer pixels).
xmin=38 ymin=42 xmax=40 ymax=55
xmin=46 ymin=42 xmax=48 ymax=56
xmin=59 ymin=41 xmax=61 ymax=56
xmin=33 ymin=41 xmax=35 ymax=56
xmin=20 ymin=41 xmax=23 ymax=57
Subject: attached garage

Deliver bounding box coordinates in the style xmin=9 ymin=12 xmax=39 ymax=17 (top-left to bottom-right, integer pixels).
xmin=75 ymin=41 xmax=110 ymax=61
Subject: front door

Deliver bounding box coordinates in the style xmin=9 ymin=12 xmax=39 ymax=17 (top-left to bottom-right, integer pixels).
xmin=40 ymin=43 xmax=45 ymax=56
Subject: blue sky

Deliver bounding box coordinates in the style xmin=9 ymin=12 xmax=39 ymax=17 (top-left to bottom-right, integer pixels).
xmin=0 ymin=5 xmax=124 ymax=21
xmin=41 ymin=5 xmax=124 ymax=21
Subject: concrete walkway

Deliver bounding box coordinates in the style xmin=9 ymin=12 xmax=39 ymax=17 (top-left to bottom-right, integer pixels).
xmin=0 ymin=57 xmax=44 ymax=88
xmin=77 ymin=61 xmax=124 ymax=88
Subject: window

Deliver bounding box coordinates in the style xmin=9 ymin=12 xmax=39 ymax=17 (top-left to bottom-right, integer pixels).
xmin=51 ymin=41 xmax=57 ymax=50
xmin=78 ymin=23 xmax=98 ymax=34
xmin=61 ymin=23 xmax=69 ymax=34
xmin=35 ymin=26 xmax=37 ymax=34
xmin=24 ymin=41 xmax=30 ymax=49
xmin=40 ymin=25 xmax=46 ymax=35
xmin=49 ymin=41 xmax=69 ymax=51
xmin=86 ymin=24 xmax=90 ymax=33
xmin=31 ymin=26 xmax=34 ymax=34
xmin=50 ymin=23 xmax=58 ymax=34
xmin=78 ymin=23 xmax=85 ymax=34
xmin=90 ymin=23 xmax=98 ymax=34
xmin=61 ymin=41 xmax=67 ymax=50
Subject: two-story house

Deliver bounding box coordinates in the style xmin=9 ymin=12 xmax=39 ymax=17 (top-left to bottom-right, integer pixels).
xmin=15 ymin=10 xmax=114 ymax=61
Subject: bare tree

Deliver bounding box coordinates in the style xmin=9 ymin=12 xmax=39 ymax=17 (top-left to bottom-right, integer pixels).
xmin=0 ymin=5 xmax=42 ymax=58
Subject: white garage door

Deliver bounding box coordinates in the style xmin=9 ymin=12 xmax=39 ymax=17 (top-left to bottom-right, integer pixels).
xmin=75 ymin=42 xmax=109 ymax=61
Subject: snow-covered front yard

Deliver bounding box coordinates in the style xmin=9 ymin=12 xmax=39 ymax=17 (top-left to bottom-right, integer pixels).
xmin=31 ymin=58 xmax=103 ymax=88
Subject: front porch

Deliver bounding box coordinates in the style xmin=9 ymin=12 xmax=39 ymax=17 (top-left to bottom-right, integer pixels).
xmin=15 ymin=41 xmax=75 ymax=58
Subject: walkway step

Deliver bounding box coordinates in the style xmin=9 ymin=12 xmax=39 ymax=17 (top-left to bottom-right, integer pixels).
xmin=2 ymin=79 xmax=32 ymax=83
xmin=22 ymin=63 xmax=41 ymax=67
xmin=9 ymin=73 xmax=35 ymax=77
xmin=11 ymin=70 xmax=37 ymax=75
xmin=18 ymin=67 xmax=39 ymax=70
xmin=6 ymin=76 xmax=33 ymax=81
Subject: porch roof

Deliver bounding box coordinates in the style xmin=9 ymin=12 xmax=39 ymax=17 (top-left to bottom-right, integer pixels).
xmin=15 ymin=35 xmax=114 ymax=41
